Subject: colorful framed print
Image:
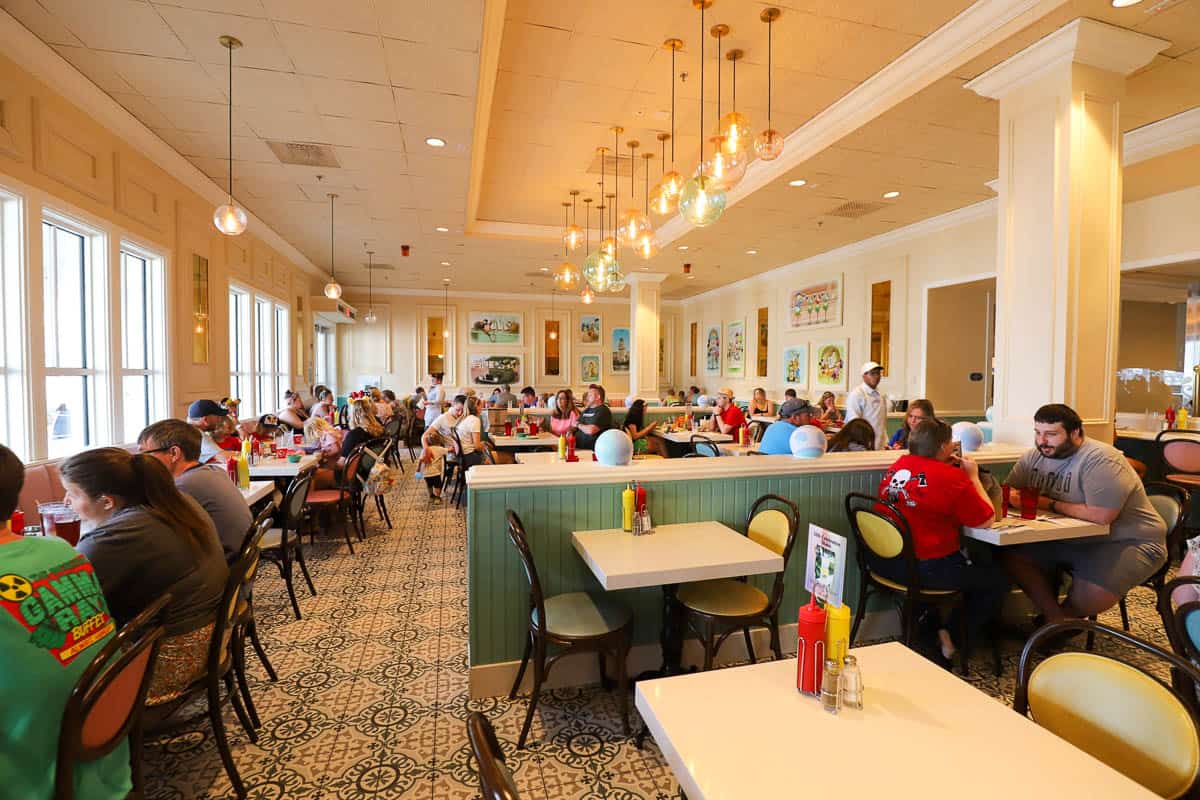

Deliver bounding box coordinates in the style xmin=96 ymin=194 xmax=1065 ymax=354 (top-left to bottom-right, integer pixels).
xmin=724 ymin=320 xmax=745 ymax=377
xmin=810 ymin=339 xmax=849 ymax=392
xmin=704 ymin=324 xmax=721 ymax=376
xmin=787 ymin=276 xmax=843 ymax=330
xmin=468 ymin=312 xmax=522 ymax=345
xmin=782 ymin=345 xmax=808 ymax=388
xmin=580 ymin=354 xmax=601 ymax=383
xmin=468 ymin=352 xmax=521 ymax=385
xmin=611 ymin=327 xmax=631 ymax=374
xmin=579 ymin=314 xmax=601 ymax=344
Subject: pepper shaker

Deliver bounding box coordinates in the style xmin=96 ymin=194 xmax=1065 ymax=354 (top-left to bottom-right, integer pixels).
xmin=819 ymin=658 xmax=842 ymax=715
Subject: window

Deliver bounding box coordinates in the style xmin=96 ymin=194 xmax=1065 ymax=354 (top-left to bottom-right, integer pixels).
xmin=314 ymin=323 xmax=334 ymax=391
xmin=231 ymin=284 xmax=290 ymax=417
xmin=0 ymin=191 xmax=26 ymax=459
xmin=229 ymin=287 xmax=251 ymax=408
xmin=119 ymin=247 xmax=167 ymax=441
xmin=43 ymin=217 xmax=106 ymax=459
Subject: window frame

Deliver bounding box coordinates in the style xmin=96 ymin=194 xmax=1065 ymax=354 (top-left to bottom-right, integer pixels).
xmin=117 ymin=242 xmax=168 ymax=442
xmin=0 ymin=187 xmax=29 ymax=459
xmin=231 ymin=281 xmax=291 ymax=417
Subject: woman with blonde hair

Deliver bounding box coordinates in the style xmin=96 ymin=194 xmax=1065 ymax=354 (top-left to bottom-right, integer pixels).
xmin=549 ymin=388 xmax=579 ymax=436
xmin=818 ymin=391 xmax=842 ymax=426
xmin=341 ymin=397 xmax=383 ymax=462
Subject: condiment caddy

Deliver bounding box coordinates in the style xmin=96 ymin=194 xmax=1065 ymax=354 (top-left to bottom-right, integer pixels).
xmin=796 ymin=594 xmax=862 ymax=714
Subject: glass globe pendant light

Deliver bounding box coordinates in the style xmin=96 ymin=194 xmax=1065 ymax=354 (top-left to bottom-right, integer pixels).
xmin=323 ymin=193 xmax=343 ymax=299
xmin=698 ymin=135 xmax=748 ymax=191
xmin=603 ymin=200 xmax=624 ymax=292
xmin=554 ymin=259 xmax=580 ymax=291
xmin=719 ymin=49 xmax=752 ymax=157
xmin=563 ymin=190 xmax=584 ymax=252
xmin=617 ymin=140 xmax=651 ymax=246
xmin=656 ymin=39 xmax=685 ymax=204
xmin=635 ymin=152 xmax=660 ymax=259
xmin=213 ymin=35 xmax=248 ymax=236
xmin=363 ymin=247 xmax=378 ymax=323
xmin=755 ymin=8 xmax=785 ymax=161
xmin=650 ymin=133 xmax=677 ymax=216
xmin=678 ymin=0 xmax=726 ymax=227
xmin=581 ymin=197 xmax=608 ymax=292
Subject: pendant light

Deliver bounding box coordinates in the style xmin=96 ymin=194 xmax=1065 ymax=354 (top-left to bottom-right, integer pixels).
xmin=599 ymin=128 xmax=620 ymax=263
xmin=554 ymin=196 xmax=581 ymax=291
xmin=582 ymin=194 xmax=608 ymax=292
xmin=718 ymin=49 xmax=752 ymax=156
xmin=563 ymin=190 xmax=583 ymax=252
xmin=441 ymin=278 xmax=450 ymax=338
xmin=697 ymin=25 xmax=747 ymax=191
xmin=604 ymin=193 xmax=626 ymax=291
xmin=548 ymin=288 xmax=558 ymax=340
xmin=323 ymin=193 xmax=342 ymax=299
xmin=636 ymin=152 xmax=660 ymax=259
xmin=755 ymin=8 xmax=785 ymax=161
xmin=363 ymin=247 xmax=378 ymax=324
xmin=617 ymin=139 xmax=651 ymax=246
xmin=678 ymin=0 xmax=726 ymax=227
xmin=213 ymin=35 xmax=248 ymax=236
xmin=581 ymin=284 xmax=595 ymax=304
xmin=650 ymin=133 xmax=677 ymax=216
xmin=657 ymin=39 xmax=685 ymax=204
xmin=580 ymin=196 xmax=599 ymax=301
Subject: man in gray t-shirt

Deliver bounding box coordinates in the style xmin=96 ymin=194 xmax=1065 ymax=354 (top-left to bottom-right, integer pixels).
xmin=1000 ymin=404 xmax=1166 ymax=625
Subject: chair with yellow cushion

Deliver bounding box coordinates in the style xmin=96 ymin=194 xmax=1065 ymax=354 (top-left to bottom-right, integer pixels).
xmin=844 ymin=492 xmax=997 ymax=676
xmin=1016 ymin=620 xmax=1200 ymax=799
xmin=675 ymin=494 xmax=800 ymax=671
xmin=505 ymin=510 xmax=632 ymax=749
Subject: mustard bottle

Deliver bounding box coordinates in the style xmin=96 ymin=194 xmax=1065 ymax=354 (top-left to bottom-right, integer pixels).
xmin=558 ymin=434 xmax=567 ymax=460
xmin=621 ymin=482 xmax=635 ymax=532
xmin=236 ymin=450 xmax=250 ymax=490
xmin=1180 ymin=407 xmax=1190 ymax=431
xmin=825 ymin=602 xmax=852 ymax=663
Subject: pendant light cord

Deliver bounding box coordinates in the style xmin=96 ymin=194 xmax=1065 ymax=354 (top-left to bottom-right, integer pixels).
xmin=715 ymin=29 xmax=722 ymax=123
xmin=329 ymin=195 xmax=335 ymax=282
xmin=670 ymin=45 xmax=676 ymax=166
xmin=644 ymin=156 xmax=650 ymax=213
xmin=732 ymin=55 xmax=737 ymax=111
xmin=768 ymin=15 xmax=773 ymax=127
xmin=613 ymin=129 xmax=619 ymax=223
xmin=367 ymin=250 xmax=373 ymax=307
xmin=227 ymin=41 xmax=233 ymax=201
xmin=699 ymin=4 xmax=704 ymax=164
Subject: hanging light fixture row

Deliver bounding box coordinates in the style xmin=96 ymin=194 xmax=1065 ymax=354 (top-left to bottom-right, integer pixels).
xmin=323 ymin=192 xmax=342 ymax=300
xmin=363 ymin=247 xmax=378 ymax=324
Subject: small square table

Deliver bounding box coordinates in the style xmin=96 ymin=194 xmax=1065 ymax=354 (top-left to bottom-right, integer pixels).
xmin=963 ymin=512 xmax=1109 ymax=546
xmin=637 ymin=641 xmax=1156 ymax=799
xmin=513 ymin=450 xmax=593 ymax=465
xmin=652 ymin=431 xmax=734 ymax=444
xmin=247 ymin=454 xmax=318 ymax=479
xmin=239 ymin=481 xmax=274 ymax=506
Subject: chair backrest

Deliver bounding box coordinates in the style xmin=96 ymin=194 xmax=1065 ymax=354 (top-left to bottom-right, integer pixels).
xmin=238 ymin=501 xmax=277 ymax=555
xmin=336 ymin=405 xmax=349 ymax=429
xmin=383 ymin=416 xmax=402 ymax=440
xmin=342 ymin=446 xmax=367 ymax=492
xmin=748 ymin=421 xmax=767 ymax=443
xmin=360 ymin=437 xmax=391 ymax=479
xmin=1147 ymin=481 xmax=1191 ymax=561
xmin=466 ymin=712 xmax=521 ymax=799
xmin=1160 ymin=431 xmax=1200 ymax=474
xmin=1159 ymin=575 xmax=1200 ymax=708
xmin=481 ymin=441 xmax=497 ymax=465
xmin=281 ymin=471 xmax=314 ymax=531
xmin=55 ymin=593 xmax=170 ymax=797
xmin=1016 ymin=620 xmax=1200 ymax=799
xmin=844 ymin=492 xmax=921 ymax=589
xmin=450 ymin=425 xmax=464 ymax=456
xmin=690 ymin=434 xmax=720 ymax=457
xmin=208 ymin=529 xmax=263 ymax=677
xmin=746 ymin=494 xmax=801 ymax=611
xmin=505 ymin=510 xmax=546 ymax=627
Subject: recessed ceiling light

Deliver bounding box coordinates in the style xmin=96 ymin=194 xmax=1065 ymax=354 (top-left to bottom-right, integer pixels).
xmin=440 ymin=261 xmax=451 ymax=266
xmin=789 ymin=179 xmax=807 ymax=187
xmin=425 ymin=136 xmax=446 ymax=147
xmin=685 ymin=275 xmax=695 ymax=280
xmin=435 ymin=226 xmax=449 ymax=232
xmin=539 ymin=266 xmax=549 ymax=272
xmin=746 ymin=249 xmax=758 ymax=255
xmin=883 ymin=191 xmax=901 ymax=199
xmin=1111 ymin=0 xmax=1143 ymax=6
xmin=677 ymin=245 xmax=689 ymax=251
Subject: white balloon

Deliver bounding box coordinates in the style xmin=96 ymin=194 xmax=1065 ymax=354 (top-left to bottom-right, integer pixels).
xmin=952 ymin=421 xmax=985 ymax=453
xmin=790 ymin=425 xmax=827 ymax=459
xmin=594 ymin=429 xmax=634 ymax=466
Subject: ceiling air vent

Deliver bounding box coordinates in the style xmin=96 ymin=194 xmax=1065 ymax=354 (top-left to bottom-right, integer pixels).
xmin=363 ymin=261 xmax=395 ymax=271
xmin=584 ymin=152 xmax=633 ymax=178
xmin=266 ymin=141 xmax=340 ymax=168
xmin=826 ymin=200 xmax=886 ymax=219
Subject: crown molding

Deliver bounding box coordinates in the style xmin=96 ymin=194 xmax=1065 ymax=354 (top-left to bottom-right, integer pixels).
xmin=0 ymin=10 xmax=324 ymax=280
xmin=1124 ymin=107 xmax=1200 ymax=166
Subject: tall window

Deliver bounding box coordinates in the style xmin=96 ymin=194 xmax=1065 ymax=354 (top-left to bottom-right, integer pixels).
xmin=119 ymin=247 xmax=167 ymax=440
xmin=0 ymin=191 xmax=26 ymax=459
xmin=314 ymin=323 xmax=333 ymax=390
xmin=229 ymin=287 xmax=251 ymax=407
xmin=43 ymin=217 xmax=105 ymax=459
xmin=231 ymin=284 xmax=289 ymax=416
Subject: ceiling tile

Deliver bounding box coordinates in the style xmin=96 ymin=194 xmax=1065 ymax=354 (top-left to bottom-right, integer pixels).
xmin=392 ymin=87 xmax=475 ymax=130
xmin=333 ymin=147 xmax=411 ymax=177
xmin=558 ymin=35 xmax=655 ymax=89
xmin=383 ymin=38 xmax=479 ymax=96
xmin=497 ymin=21 xmax=572 ymax=79
xmin=151 ymin=0 xmax=266 ymax=15
xmin=274 ymin=23 xmax=388 ymax=83
xmin=320 ymin=116 xmax=406 ymax=151
xmin=1 ymin=0 xmax=83 ymax=46
xmin=156 ymin=5 xmax=293 ymax=70
xmin=109 ymin=92 xmax=173 ymax=128
xmin=306 ymin=77 xmax=397 ymax=121
xmin=401 ymin=126 xmax=473 ymax=159
xmin=238 ymin=107 xmax=328 ymax=142
xmin=148 ymin=127 xmax=201 ymax=156
xmin=107 ymin=52 xmax=226 ymax=100
xmin=260 ymin=0 xmax=377 ymax=34
xmin=490 ymin=71 xmax=558 ymax=117
xmin=203 ymin=64 xmax=313 ymax=111
xmin=377 ymin=0 xmax=484 ymax=53
xmin=51 ymin=45 xmax=134 ymax=92
xmin=183 ymin=131 xmax=278 ymax=162
xmin=147 ymin=97 xmax=254 ymax=135
xmin=39 ymin=0 xmax=188 ymax=57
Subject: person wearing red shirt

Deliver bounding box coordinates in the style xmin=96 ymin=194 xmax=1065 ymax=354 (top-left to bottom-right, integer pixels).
xmin=875 ymin=419 xmax=1008 ymax=664
xmin=702 ymin=387 xmax=746 ymax=435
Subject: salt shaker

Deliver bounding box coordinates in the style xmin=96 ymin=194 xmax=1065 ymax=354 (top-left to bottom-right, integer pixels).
xmin=841 ymin=654 xmax=863 ymax=710
xmin=819 ymin=658 xmax=842 ymax=715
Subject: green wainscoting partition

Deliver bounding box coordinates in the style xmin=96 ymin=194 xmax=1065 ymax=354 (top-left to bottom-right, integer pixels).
xmin=467 ymin=459 xmax=1013 ymax=668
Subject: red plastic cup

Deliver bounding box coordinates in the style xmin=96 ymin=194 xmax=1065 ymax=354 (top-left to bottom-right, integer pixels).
xmin=10 ymin=509 xmax=24 ymax=535
xmin=1001 ymin=484 xmax=1011 ymax=517
xmin=1019 ymin=487 xmax=1040 ymax=520
xmin=529 ymin=422 xmax=539 ymax=435
xmin=294 ymin=434 xmax=303 ymax=445
xmin=504 ymin=421 xmax=513 ymax=436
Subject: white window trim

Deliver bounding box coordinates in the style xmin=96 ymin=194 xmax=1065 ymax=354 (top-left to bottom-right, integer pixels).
xmin=231 ymin=281 xmax=291 ymax=417
xmin=0 ymin=186 xmax=30 ymax=459
xmin=117 ymin=242 xmax=169 ymax=442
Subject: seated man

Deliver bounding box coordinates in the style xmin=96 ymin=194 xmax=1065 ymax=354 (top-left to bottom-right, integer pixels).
xmin=520 ymin=386 xmax=538 ymax=408
xmin=1000 ymin=403 xmax=1166 ymax=624
xmin=759 ymin=399 xmax=817 ymax=455
xmin=187 ymin=398 xmax=233 ymax=464
xmin=701 ymin=387 xmax=746 ymax=435
xmin=575 ymin=384 xmax=614 ymax=450
xmin=137 ymin=419 xmax=253 ymax=563
xmin=876 ymin=419 xmax=1008 ymax=663
xmin=495 ymin=384 xmax=517 ymax=409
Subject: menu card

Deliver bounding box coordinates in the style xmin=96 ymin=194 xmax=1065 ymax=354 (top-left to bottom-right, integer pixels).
xmin=804 ymin=523 xmax=847 ymax=608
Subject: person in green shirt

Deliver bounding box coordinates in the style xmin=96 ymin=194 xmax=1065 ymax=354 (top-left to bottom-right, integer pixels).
xmin=0 ymin=444 xmax=131 ymax=799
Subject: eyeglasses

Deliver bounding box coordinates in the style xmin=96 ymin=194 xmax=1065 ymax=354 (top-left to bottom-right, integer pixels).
xmin=138 ymin=445 xmax=173 ymax=455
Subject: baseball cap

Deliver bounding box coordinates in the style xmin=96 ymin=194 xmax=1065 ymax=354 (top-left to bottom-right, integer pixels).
xmin=780 ymin=398 xmax=814 ymax=418
xmin=718 ymin=387 xmax=735 ymax=398
xmin=861 ymin=361 xmax=883 ymax=375
xmin=258 ymin=414 xmax=280 ymax=428
xmin=188 ymin=399 xmax=228 ymax=418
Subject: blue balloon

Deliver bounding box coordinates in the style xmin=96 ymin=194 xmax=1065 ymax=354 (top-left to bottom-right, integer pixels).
xmin=789 ymin=425 xmax=827 ymax=459
xmin=952 ymin=421 xmax=985 ymax=452
xmin=595 ymin=429 xmax=634 ymax=466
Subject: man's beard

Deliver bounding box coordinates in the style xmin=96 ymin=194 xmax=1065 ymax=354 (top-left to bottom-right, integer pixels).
xmin=1038 ymin=440 xmax=1079 ymax=459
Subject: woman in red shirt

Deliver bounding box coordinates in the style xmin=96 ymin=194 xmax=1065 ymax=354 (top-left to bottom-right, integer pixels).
xmin=875 ymin=419 xmax=1009 ymax=665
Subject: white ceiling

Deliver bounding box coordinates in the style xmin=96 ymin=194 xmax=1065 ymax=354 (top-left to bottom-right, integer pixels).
xmin=2 ymin=0 xmax=1198 ymax=299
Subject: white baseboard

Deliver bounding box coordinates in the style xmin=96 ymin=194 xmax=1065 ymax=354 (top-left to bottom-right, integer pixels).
xmin=468 ymin=608 xmax=901 ymax=698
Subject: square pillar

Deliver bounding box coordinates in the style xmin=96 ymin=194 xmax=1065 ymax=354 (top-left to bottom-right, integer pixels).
xmin=627 ymin=273 xmax=668 ymax=399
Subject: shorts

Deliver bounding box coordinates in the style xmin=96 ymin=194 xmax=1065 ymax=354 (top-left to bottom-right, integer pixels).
xmin=1016 ymin=537 xmax=1167 ymax=596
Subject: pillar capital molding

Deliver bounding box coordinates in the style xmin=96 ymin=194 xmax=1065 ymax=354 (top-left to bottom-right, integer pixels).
xmin=626 ymin=272 xmax=669 ymax=285
xmin=965 ymin=18 xmax=1167 ymax=100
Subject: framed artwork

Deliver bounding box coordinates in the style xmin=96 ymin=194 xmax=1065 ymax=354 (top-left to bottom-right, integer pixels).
xmin=191 ymin=254 xmax=210 ymax=364
xmin=579 ymin=314 xmax=601 ymax=344
xmin=468 ymin=312 xmax=522 ymax=344
xmin=811 ymin=339 xmax=849 ymax=392
xmin=704 ymin=324 xmax=721 ymax=376
xmin=724 ymin=320 xmax=745 ymax=377
xmin=580 ymin=354 xmax=601 ymax=383
xmin=611 ymin=327 xmax=631 ymax=374
xmin=782 ymin=345 xmax=808 ymax=388
xmin=468 ymin=352 xmax=521 ymax=385
xmin=787 ymin=276 xmax=843 ymax=330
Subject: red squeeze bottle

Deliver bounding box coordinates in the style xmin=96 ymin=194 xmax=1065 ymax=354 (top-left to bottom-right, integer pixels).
xmin=9 ymin=509 xmax=24 ymax=535
xmin=226 ymin=457 xmax=239 ymax=483
xmin=635 ymin=484 xmax=647 ymax=513
xmin=797 ymin=596 xmax=827 ymax=694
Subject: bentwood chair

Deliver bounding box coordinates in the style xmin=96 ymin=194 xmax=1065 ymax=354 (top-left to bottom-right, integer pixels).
xmin=1160 ymin=429 xmax=1200 ymax=494
xmin=262 ymin=471 xmax=319 ymax=618
xmin=1107 ymin=482 xmax=1192 ymax=635
xmin=466 ymin=712 xmax=521 ymax=800
xmin=1158 ymin=576 xmax=1200 ymax=711
xmin=675 ymin=494 xmax=801 ymax=670
xmin=233 ymin=504 xmax=279 ymax=684
xmin=688 ymin=434 xmax=721 ymax=457
xmin=306 ymin=446 xmax=365 ymax=550
xmin=844 ymin=492 xmax=1000 ymax=676
xmin=53 ymin=594 xmax=169 ymax=800
xmin=335 ymin=404 xmax=349 ymax=429
xmin=1016 ymin=620 xmax=1200 ymax=799
xmin=381 ymin=417 xmax=405 ymax=472
xmin=748 ymin=420 xmax=768 ymax=443
xmin=357 ymin=437 xmax=395 ymax=531
xmin=505 ymin=510 xmax=632 ymax=749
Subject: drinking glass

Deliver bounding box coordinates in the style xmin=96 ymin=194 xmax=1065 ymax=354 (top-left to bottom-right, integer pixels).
xmin=53 ymin=509 xmax=82 ymax=546
xmin=1019 ymin=487 xmax=1040 ymax=520
xmin=37 ymin=501 xmax=67 ymax=538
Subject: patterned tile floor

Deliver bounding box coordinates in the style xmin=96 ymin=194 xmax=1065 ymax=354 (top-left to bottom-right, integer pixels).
xmin=144 ymin=474 xmax=1177 ymax=799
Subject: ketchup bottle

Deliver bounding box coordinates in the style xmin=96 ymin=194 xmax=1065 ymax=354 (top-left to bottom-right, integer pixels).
xmin=9 ymin=509 xmax=24 ymax=535
xmin=797 ymin=596 xmax=827 ymax=695
xmin=226 ymin=457 xmax=239 ymax=484
xmin=567 ymin=432 xmax=576 ymax=461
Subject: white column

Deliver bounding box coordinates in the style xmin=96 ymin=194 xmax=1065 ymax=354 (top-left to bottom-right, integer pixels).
xmin=627 ymin=273 xmax=668 ymax=399
xmin=966 ymin=19 xmax=1167 ymax=444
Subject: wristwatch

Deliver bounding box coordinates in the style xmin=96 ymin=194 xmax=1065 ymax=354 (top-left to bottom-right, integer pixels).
xmin=1049 ymin=500 xmax=1058 ymax=514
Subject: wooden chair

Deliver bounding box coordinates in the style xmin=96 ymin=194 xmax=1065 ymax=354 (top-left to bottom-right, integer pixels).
xmin=748 ymin=420 xmax=768 ymax=443
xmin=381 ymin=417 xmax=405 ymax=472
xmin=1159 ymin=429 xmax=1200 ymax=494
xmin=53 ymin=594 xmax=169 ymax=800
xmin=466 ymin=712 xmax=521 ymax=800
xmin=355 ymin=437 xmax=394 ymax=531
xmin=674 ymin=494 xmax=801 ymax=670
xmin=403 ymin=416 xmax=425 ymax=462
xmin=1016 ymin=620 xmax=1200 ymax=799
xmin=505 ymin=510 xmax=632 ymax=749
xmin=689 ymin=434 xmax=721 ymax=457
xmin=1158 ymin=575 xmax=1200 ymax=710
xmin=262 ymin=471 xmax=318 ymax=618
xmin=229 ymin=515 xmax=272 ymax=731
xmin=844 ymin=492 xmax=999 ymax=676
xmin=335 ymin=404 xmax=349 ymax=429
xmin=233 ymin=504 xmax=279 ymax=684
xmin=306 ymin=446 xmax=365 ymax=550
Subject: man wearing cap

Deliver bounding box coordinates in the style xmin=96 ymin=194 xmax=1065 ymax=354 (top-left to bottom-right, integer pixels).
xmin=759 ymin=399 xmax=817 ymax=455
xmin=187 ymin=399 xmax=234 ymax=464
xmin=702 ymin=387 xmax=747 ymax=435
xmin=845 ymin=362 xmax=887 ymax=450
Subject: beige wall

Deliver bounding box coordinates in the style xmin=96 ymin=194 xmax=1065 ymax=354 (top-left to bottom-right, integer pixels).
xmin=0 ymin=52 xmax=317 ymax=422
xmin=925 ymin=278 xmax=994 ymax=415
xmin=1118 ymin=300 xmax=1185 ymax=371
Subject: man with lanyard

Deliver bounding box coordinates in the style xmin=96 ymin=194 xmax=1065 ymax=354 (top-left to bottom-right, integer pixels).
xmin=844 ymin=361 xmax=887 ymax=450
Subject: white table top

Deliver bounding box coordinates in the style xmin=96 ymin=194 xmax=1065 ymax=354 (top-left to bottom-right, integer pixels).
xmin=636 ymin=642 xmax=1156 ymax=800
xmin=718 ymin=442 xmax=760 ymax=456
xmin=963 ymin=512 xmax=1109 ymax=546
xmin=652 ymin=430 xmax=734 ymax=444
xmin=514 ymin=450 xmax=593 ymax=465
xmin=489 ymin=432 xmax=559 ymax=449
xmin=246 ymin=454 xmax=318 ymax=478
xmin=1115 ymin=427 xmax=1199 ymax=441
xmin=750 ymin=414 xmax=777 ymax=425
xmin=239 ymin=481 xmax=274 ymax=505
xmin=571 ymin=521 xmax=783 ymax=591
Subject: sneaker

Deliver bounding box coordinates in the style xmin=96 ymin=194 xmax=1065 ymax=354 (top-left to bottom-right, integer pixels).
xmin=430 ymin=495 xmax=442 ymax=504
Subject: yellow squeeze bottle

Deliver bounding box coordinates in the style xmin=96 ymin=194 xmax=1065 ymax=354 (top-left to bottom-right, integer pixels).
xmin=1180 ymin=407 xmax=1190 ymax=430
xmin=558 ymin=434 xmax=567 ymax=460
xmin=236 ymin=447 xmax=251 ymax=490
xmin=621 ymin=483 xmax=635 ymax=532
xmin=825 ymin=603 xmax=852 ymax=663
